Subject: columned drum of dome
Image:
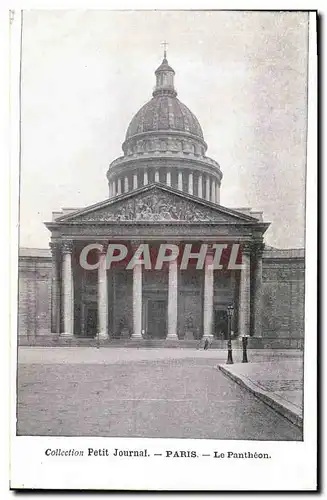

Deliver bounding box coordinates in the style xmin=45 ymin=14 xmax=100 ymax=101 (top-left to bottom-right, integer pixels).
xmin=106 ymin=55 xmax=222 ymax=202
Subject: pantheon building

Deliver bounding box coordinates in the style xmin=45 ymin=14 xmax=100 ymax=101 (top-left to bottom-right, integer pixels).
xmin=18 ymin=53 xmax=305 ymax=348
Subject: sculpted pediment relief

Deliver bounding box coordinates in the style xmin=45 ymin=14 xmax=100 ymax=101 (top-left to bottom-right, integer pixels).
xmin=58 ymin=186 xmax=259 ymax=224
xmin=70 ymin=191 xmax=235 ymax=223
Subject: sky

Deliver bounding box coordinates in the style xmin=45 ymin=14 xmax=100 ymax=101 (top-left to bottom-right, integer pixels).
xmin=18 ymin=10 xmax=309 ymax=249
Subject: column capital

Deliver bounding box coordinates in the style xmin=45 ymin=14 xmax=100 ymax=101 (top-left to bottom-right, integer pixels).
xmin=169 ymin=240 xmax=181 ymax=248
xmin=252 ymin=239 xmax=265 ymax=257
xmin=98 ymin=241 xmax=109 ymax=254
xmin=61 ymin=240 xmax=73 ymax=254
xmin=130 ymin=239 xmax=144 ymax=248
xmin=242 ymin=239 xmax=265 ymax=257
xmin=205 ymin=248 xmax=216 ymax=258
xmin=49 ymin=241 xmax=61 ymax=255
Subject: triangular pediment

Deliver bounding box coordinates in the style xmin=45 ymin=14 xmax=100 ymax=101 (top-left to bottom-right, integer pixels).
xmin=55 ymin=184 xmax=260 ymax=224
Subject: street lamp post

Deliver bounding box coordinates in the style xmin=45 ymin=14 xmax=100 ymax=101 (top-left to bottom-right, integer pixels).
xmin=226 ymin=304 xmax=234 ymax=364
xmin=242 ymin=336 xmax=249 ymax=363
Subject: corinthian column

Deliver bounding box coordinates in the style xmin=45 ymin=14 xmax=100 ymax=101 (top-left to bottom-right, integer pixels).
xmin=178 ymin=170 xmax=183 ymax=191
xmin=50 ymin=242 xmax=60 ymax=334
xmin=143 ymin=170 xmax=148 ymax=185
xmin=188 ymin=172 xmax=193 ymax=195
xmin=211 ymin=181 xmax=216 ymax=203
xmin=167 ymin=259 xmax=178 ymax=339
xmin=117 ymin=178 xmax=122 ymax=195
xmin=206 ymin=176 xmax=210 ymax=201
xmin=203 ymin=252 xmax=214 ymax=338
xmin=98 ymin=246 xmax=108 ymax=340
xmin=253 ymin=240 xmax=265 ymax=337
xmin=61 ymin=241 xmax=74 ymax=336
xmin=166 ymin=170 xmax=171 ymax=187
xmin=133 ymin=173 xmax=138 ymax=190
xmin=238 ymin=244 xmax=251 ymax=337
xmin=132 ymin=264 xmax=143 ymax=338
xmin=198 ymin=174 xmax=203 ymax=198
xmin=216 ymin=182 xmax=220 ymax=204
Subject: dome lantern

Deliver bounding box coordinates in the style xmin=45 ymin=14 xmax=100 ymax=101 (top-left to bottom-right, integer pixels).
xmin=153 ymin=43 xmax=177 ymax=98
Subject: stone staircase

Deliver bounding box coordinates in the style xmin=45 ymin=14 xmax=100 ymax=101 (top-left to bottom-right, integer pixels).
xmin=19 ymin=336 xmax=229 ymax=349
xmin=18 ymin=335 xmax=304 ymax=349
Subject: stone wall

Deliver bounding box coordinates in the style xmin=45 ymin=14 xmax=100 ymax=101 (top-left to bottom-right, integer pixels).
xmin=259 ymin=247 xmax=305 ymax=349
xmin=17 ymin=247 xmax=305 ymax=348
xmin=18 ymin=249 xmax=52 ymax=342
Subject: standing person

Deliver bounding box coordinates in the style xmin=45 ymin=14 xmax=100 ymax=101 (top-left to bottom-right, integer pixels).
xmin=203 ymin=338 xmax=209 ymax=350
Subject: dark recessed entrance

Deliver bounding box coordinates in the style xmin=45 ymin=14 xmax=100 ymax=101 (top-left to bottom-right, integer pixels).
xmin=85 ymin=306 xmax=97 ymax=338
xmin=214 ymin=310 xmax=228 ymax=340
xmin=147 ymin=299 xmax=167 ymax=339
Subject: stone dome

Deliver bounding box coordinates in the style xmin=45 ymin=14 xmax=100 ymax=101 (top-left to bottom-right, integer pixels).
xmin=125 ymin=95 xmax=204 ymax=141
xmin=107 ymin=52 xmax=222 ymax=204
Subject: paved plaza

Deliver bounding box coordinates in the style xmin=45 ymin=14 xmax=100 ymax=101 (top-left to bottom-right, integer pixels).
xmin=17 ymin=347 xmax=303 ymax=440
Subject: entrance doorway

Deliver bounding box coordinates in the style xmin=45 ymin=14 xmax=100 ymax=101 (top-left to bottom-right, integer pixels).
xmin=147 ymin=299 xmax=167 ymax=339
xmin=214 ymin=310 xmax=228 ymax=340
xmin=85 ymin=306 xmax=97 ymax=338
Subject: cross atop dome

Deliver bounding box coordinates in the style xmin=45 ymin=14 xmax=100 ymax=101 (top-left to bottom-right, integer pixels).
xmin=153 ymin=46 xmax=177 ymax=98
xmin=161 ymin=40 xmax=169 ymax=60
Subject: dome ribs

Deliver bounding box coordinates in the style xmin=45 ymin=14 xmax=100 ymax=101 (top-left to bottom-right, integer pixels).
xmin=125 ymin=95 xmax=204 ymax=140
xmin=157 ymin=97 xmax=169 ymax=130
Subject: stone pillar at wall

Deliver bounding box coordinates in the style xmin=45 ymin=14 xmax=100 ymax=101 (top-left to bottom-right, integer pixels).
xmin=238 ymin=244 xmax=251 ymax=337
xmin=133 ymin=173 xmax=138 ymax=190
xmin=167 ymin=259 xmax=178 ymax=339
xmin=49 ymin=242 xmax=60 ymax=334
xmin=253 ymin=240 xmax=265 ymax=337
xmin=117 ymin=178 xmax=122 ymax=195
xmin=144 ymin=170 xmax=148 ymax=185
xmin=132 ymin=264 xmax=143 ymax=338
xmin=188 ymin=172 xmax=193 ymax=195
xmin=178 ymin=170 xmax=183 ymax=191
xmin=203 ymin=252 xmax=214 ymax=338
xmin=211 ymin=180 xmax=216 ymax=203
xmin=108 ymin=183 xmax=112 ymax=198
xmin=166 ymin=170 xmax=171 ymax=187
xmin=112 ymin=180 xmax=117 ymax=197
xmin=98 ymin=245 xmax=109 ymax=340
xmin=61 ymin=241 xmax=74 ymax=336
xmin=198 ymin=174 xmax=203 ymax=198
xmin=124 ymin=176 xmax=129 ymax=192
xmin=206 ymin=176 xmax=210 ymax=201
xmin=155 ymin=170 xmax=160 ymax=182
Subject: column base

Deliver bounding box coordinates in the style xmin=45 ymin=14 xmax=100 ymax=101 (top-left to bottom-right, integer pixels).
xmin=203 ymin=333 xmax=214 ymax=339
xmin=166 ymin=333 xmax=179 ymax=340
xmin=131 ymin=332 xmax=143 ymax=339
xmin=60 ymin=332 xmax=74 ymax=337
xmin=98 ymin=331 xmax=109 ymax=340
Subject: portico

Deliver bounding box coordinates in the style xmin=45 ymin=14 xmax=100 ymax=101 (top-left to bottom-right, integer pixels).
xmin=46 ymin=183 xmax=268 ymax=342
